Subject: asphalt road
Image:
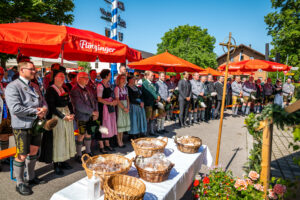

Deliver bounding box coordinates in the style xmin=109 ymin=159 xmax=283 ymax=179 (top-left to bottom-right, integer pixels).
xmin=0 ymin=111 xmax=250 ymax=200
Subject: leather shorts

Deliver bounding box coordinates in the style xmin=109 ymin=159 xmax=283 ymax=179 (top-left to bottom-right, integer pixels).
xmin=13 ymin=129 xmax=41 ymax=155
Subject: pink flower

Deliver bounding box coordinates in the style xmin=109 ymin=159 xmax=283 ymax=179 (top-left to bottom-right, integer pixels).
xmin=248 ymin=171 xmax=259 ymax=181
xmin=254 ymin=184 xmax=264 ymax=192
xmin=234 ymin=178 xmax=248 ymax=191
xmin=273 ymin=184 xmax=286 ymax=196
xmin=268 ymin=189 xmax=278 ymax=199
xmin=246 ymin=178 xmax=253 ymax=185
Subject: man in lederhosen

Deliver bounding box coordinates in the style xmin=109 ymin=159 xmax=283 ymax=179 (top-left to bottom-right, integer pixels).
xmin=5 ymin=61 xmax=48 ymax=195
xmin=190 ymin=73 xmax=201 ymax=124
xmin=231 ymin=76 xmax=243 ymax=117
xmin=242 ymin=76 xmax=257 ymax=115
xmin=199 ymin=76 xmax=208 ymax=122
xmin=263 ymin=77 xmax=274 ymax=105
xmin=71 ymin=72 xmax=98 ymax=162
xmin=282 ymin=78 xmax=295 ymax=107
xmin=155 ymin=72 xmax=171 ymax=134
xmin=141 ymin=71 xmax=160 ymax=136
xmin=205 ymin=74 xmax=216 ymax=121
xmin=166 ymin=76 xmax=177 ymax=121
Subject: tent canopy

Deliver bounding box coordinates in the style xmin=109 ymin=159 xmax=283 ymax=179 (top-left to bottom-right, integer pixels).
xmin=128 ymin=51 xmax=205 ymax=72
xmin=0 ymin=22 xmax=141 ymax=63
xmin=6 ymin=57 xmax=78 ymax=68
xmin=218 ymin=59 xmax=291 ymax=72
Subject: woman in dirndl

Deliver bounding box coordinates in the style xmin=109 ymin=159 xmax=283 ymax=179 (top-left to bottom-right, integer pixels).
xmin=45 ymin=70 xmax=76 ymax=175
xmin=127 ymin=76 xmax=147 ymax=139
xmin=114 ymin=74 xmax=130 ymax=148
xmin=97 ymin=69 xmax=117 ymax=152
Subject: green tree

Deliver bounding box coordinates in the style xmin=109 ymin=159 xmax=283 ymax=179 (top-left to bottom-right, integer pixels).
xmin=0 ymin=0 xmax=75 ymax=68
xmin=264 ymin=0 xmax=300 ymax=81
xmin=157 ymin=25 xmax=218 ymax=69
xmin=77 ymin=61 xmax=91 ymax=72
xmin=0 ymin=0 xmax=74 ymax=24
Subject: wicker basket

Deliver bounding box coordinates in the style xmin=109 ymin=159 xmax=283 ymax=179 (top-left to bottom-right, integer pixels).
xmin=175 ymin=136 xmax=202 ymax=154
xmin=81 ymin=154 xmax=133 ymax=189
xmin=134 ymin=157 xmax=174 ymax=183
xmin=104 ymin=174 xmax=146 ymax=200
xmin=131 ymin=137 xmax=168 ymax=158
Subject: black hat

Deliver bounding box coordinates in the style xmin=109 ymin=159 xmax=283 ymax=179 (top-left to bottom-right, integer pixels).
xmin=52 ymin=69 xmax=65 ymax=80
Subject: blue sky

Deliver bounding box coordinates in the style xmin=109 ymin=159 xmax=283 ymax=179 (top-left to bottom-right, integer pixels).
xmin=73 ymin=0 xmax=273 ymax=57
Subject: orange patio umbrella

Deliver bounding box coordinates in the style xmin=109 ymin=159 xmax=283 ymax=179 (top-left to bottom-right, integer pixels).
xmin=205 ymin=67 xmax=222 ymax=76
xmin=220 ymin=71 xmax=254 ymax=76
xmin=0 ymin=22 xmax=141 ymax=63
xmin=198 ymin=67 xmax=222 ymax=76
xmin=128 ymin=51 xmax=205 ymax=72
xmin=218 ymin=59 xmax=291 ymax=72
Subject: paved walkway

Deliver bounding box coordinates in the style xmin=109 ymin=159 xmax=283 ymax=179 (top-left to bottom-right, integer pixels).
xmin=271 ymin=127 xmax=300 ymax=180
xmin=0 ymin=112 xmax=249 ymax=200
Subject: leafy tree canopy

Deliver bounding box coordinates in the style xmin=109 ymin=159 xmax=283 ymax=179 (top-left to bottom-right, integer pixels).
xmin=265 ymin=0 xmax=300 ymax=81
xmin=77 ymin=61 xmax=91 ymax=72
xmin=0 ymin=0 xmax=75 ymax=68
xmin=157 ymin=25 xmax=218 ymax=69
xmin=0 ymin=0 xmax=75 ymax=25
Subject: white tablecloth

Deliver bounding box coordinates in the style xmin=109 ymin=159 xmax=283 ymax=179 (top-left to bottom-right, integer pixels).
xmin=51 ymin=138 xmax=212 ymax=200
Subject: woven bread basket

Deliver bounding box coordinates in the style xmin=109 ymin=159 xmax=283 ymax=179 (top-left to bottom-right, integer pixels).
xmin=104 ymin=174 xmax=146 ymax=200
xmin=82 ymin=154 xmax=132 ymax=189
xmin=175 ymin=136 xmax=202 ymax=154
xmin=131 ymin=137 xmax=168 ymax=158
xmin=134 ymin=157 xmax=174 ymax=183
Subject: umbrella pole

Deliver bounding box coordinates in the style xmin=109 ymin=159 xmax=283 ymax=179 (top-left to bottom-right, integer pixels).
xmin=61 ymin=43 xmax=64 ymax=66
xmin=215 ymin=33 xmax=236 ymax=165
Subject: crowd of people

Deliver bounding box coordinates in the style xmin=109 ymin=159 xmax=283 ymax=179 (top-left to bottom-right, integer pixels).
xmin=0 ymin=57 xmax=295 ymax=195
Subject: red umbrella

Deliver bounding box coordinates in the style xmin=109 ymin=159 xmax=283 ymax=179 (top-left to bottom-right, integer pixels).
xmin=0 ymin=22 xmax=141 ymax=62
xmin=128 ymin=51 xmax=205 ymax=72
xmin=218 ymin=59 xmax=291 ymax=72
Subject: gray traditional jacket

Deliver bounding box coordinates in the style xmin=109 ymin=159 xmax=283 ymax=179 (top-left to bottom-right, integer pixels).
xmin=231 ymin=81 xmax=242 ymax=96
xmin=263 ymin=83 xmax=274 ymax=96
xmin=70 ymin=84 xmax=98 ymax=121
xmin=282 ymin=83 xmax=295 ymax=96
xmin=190 ymin=79 xmax=202 ymax=99
xmin=5 ymin=78 xmax=47 ymax=129
xmin=155 ymin=80 xmax=171 ymax=101
xmin=242 ymin=81 xmax=256 ymax=97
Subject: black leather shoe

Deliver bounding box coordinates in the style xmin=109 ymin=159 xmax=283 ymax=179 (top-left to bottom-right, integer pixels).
xmin=16 ymin=183 xmax=33 ymax=195
xmin=162 ymin=129 xmax=169 ymax=133
xmin=54 ymin=163 xmax=64 ymax=175
xmin=75 ymin=155 xmax=82 ymax=164
xmin=60 ymin=162 xmax=73 ymax=170
xmin=88 ymin=152 xmax=95 ymax=157
xmin=105 ymin=146 xmax=115 ymax=152
xmin=149 ymin=132 xmax=158 ymax=136
xmin=157 ymin=130 xmax=164 ymax=135
xmin=27 ymin=177 xmax=47 ymax=185
xmin=118 ymin=144 xmax=126 ymax=148
xmin=99 ymin=148 xmax=108 ymax=154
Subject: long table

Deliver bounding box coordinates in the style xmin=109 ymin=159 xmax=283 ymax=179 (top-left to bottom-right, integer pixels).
xmin=50 ymin=138 xmax=212 ymax=200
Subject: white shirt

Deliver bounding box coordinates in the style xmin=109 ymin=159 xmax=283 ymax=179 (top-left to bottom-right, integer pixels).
xmin=19 ymin=76 xmax=30 ymax=85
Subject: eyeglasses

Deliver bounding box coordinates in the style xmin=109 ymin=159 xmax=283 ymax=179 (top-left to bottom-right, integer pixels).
xmin=22 ymin=68 xmax=36 ymax=72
